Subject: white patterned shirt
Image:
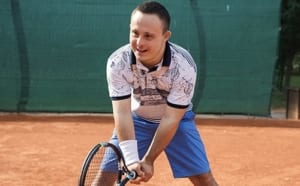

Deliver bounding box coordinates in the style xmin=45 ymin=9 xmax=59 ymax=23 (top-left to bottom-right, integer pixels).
xmin=106 ymin=42 xmax=197 ymax=123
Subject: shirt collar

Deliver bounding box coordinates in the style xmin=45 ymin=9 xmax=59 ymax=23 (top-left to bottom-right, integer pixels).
xmin=130 ymin=41 xmax=171 ymax=68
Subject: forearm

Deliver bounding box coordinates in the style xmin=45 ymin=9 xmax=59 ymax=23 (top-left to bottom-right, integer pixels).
xmin=143 ymin=107 xmax=186 ymax=163
xmin=144 ymin=119 xmax=178 ymax=162
xmin=112 ymin=99 xmax=140 ymax=166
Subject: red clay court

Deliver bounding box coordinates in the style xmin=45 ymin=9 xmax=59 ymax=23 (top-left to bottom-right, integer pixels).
xmin=0 ymin=113 xmax=300 ymax=186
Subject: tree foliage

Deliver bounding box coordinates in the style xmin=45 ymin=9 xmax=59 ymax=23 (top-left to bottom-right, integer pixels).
xmin=276 ymin=0 xmax=300 ymax=89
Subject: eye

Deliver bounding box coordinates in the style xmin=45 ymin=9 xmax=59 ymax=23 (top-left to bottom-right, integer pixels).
xmin=145 ymin=33 xmax=153 ymax=40
xmin=131 ymin=31 xmax=139 ymax=37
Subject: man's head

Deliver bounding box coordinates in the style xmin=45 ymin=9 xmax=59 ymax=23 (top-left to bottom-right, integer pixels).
xmin=130 ymin=1 xmax=171 ymax=67
xmin=132 ymin=1 xmax=170 ymax=32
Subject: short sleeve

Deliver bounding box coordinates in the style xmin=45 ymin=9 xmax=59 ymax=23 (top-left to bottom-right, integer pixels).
xmin=106 ymin=48 xmax=133 ymax=100
xmin=167 ymin=52 xmax=197 ymax=108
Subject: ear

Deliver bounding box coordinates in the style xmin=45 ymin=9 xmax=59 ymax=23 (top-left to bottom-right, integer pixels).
xmin=164 ymin=30 xmax=171 ymax=41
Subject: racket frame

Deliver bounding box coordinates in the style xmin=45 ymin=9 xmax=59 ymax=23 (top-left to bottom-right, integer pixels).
xmin=78 ymin=142 xmax=136 ymax=186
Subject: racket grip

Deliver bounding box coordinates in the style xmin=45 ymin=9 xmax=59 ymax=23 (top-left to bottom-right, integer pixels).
xmin=127 ymin=171 xmax=137 ymax=180
xmin=116 ymin=171 xmax=138 ymax=186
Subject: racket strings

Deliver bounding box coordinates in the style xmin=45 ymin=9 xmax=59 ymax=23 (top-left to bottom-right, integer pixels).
xmin=83 ymin=146 xmax=119 ymax=186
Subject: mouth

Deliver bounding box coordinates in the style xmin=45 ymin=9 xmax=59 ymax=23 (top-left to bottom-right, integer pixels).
xmin=136 ymin=48 xmax=147 ymax=55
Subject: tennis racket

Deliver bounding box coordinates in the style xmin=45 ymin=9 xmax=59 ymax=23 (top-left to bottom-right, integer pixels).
xmin=78 ymin=142 xmax=137 ymax=186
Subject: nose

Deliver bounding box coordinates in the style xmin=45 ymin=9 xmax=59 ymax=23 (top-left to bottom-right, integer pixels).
xmin=136 ymin=37 xmax=144 ymax=47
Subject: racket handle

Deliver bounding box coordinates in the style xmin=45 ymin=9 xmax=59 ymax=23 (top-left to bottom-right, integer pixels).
xmin=116 ymin=171 xmax=137 ymax=186
xmin=127 ymin=171 xmax=137 ymax=180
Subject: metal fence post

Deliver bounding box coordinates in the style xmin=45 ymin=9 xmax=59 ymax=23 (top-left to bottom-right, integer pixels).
xmin=286 ymin=88 xmax=300 ymax=120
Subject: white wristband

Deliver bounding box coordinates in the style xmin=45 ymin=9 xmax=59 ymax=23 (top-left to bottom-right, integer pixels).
xmin=119 ymin=140 xmax=140 ymax=166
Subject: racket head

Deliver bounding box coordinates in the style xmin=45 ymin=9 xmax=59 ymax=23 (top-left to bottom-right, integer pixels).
xmin=78 ymin=142 xmax=122 ymax=186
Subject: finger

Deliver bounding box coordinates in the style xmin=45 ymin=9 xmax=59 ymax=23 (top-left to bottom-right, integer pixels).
xmin=130 ymin=177 xmax=143 ymax=184
xmin=129 ymin=167 xmax=145 ymax=184
xmin=134 ymin=166 xmax=145 ymax=178
xmin=142 ymin=172 xmax=152 ymax=182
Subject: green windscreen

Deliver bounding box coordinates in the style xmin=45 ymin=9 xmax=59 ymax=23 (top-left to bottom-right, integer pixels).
xmin=0 ymin=0 xmax=280 ymax=115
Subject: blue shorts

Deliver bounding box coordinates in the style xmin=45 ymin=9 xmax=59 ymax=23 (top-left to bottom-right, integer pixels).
xmin=102 ymin=111 xmax=211 ymax=178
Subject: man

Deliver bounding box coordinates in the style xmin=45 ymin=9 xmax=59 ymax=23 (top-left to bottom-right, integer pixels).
xmin=100 ymin=1 xmax=218 ymax=185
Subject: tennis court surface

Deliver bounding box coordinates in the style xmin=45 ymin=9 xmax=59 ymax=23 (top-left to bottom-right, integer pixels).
xmin=0 ymin=114 xmax=300 ymax=186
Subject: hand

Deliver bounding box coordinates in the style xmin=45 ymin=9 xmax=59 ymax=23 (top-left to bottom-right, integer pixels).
xmin=127 ymin=160 xmax=154 ymax=184
xmin=127 ymin=162 xmax=144 ymax=184
xmin=139 ymin=159 xmax=154 ymax=182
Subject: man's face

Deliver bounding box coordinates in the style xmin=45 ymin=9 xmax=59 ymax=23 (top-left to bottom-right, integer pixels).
xmin=130 ymin=11 xmax=171 ymax=67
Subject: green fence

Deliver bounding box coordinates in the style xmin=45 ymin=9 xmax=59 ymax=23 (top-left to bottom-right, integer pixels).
xmin=0 ymin=0 xmax=280 ymax=115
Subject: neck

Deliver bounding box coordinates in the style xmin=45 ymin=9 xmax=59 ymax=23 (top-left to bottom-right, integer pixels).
xmin=143 ymin=46 xmax=166 ymax=68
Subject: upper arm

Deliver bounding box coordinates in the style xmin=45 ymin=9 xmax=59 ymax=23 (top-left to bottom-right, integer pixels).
xmin=162 ymin=104 xmax=186 ymax=126
xmin=112 ymin=98 xmax=132 ymax=117
xmin=112 ymin=98 xmax=136 ymax=141
xmin=106 ymin=50 xmax=136 ymax=141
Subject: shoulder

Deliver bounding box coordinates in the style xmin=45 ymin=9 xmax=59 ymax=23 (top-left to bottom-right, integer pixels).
xmin=169 ymin=42 xmax=197 ymax=71
xmin=107 ymin=44 xmax=131 ymax=63
xmin=107 ymin=44 xmax=132 ymax=72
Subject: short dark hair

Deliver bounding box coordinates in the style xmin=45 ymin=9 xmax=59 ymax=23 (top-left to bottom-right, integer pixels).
xmin=132 ymin=1 xmax=170 ymax=32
